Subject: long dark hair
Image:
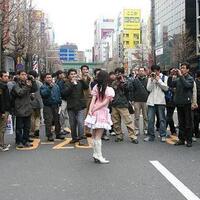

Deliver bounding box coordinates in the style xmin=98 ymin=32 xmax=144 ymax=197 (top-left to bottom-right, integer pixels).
xmin=96 ymin=70 xmax=109 ymax=100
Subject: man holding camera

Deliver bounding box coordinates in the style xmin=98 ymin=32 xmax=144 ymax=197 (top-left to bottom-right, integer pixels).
xmin=172 ymin=63 xmax=194 ymax=147
xmin=12 ymin=70 xmax=37 ymax=148
xmin=144 ymin=65 xmax=168 ymax=142
xmin=40 ymin=73 xmax=65 ymax=142
xmin=61 ymin=69 xmax=89 ymax=143
xmin=111 ymin=67 xmax=138 ymax=144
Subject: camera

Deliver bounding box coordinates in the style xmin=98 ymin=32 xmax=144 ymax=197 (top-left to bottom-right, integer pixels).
xmin=150 ymin=72 xmax=156 ymax=78
xmin=117 ymin=75 xmax=125 ymax=82
xmin=27 ymin=75 xmax=34 ymax=81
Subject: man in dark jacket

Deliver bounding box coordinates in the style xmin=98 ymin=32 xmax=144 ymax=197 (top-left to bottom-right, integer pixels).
xmin=131 ymin=67 xmax=149 ymax=135
xmin=12 ymin=70 xmax=37 ymax=148
xmin=111 ymin=68 xmax=138 ymax=144
xmin=172 ymin=63 xmax=194 ymax=147
xmin=193 ymin=70 xmax=200 ymax=138
xmin=40 ymin=73 xmax=65 ymax=142
xmin=0 ymin=71 xmax=11 ymax=151
xmin=61 ymin=69 xmax=89 ymax=143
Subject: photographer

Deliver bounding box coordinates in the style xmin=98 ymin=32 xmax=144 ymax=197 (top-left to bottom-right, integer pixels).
xmin=172 ymin=63 xmax=194 ymax=147
xmin=144 ymin=65 xmax=168 ymax=142
xmin=61 ymin=69 xmax=89 ymax=144
xmin=111 ymin=67 xmax=138 ymax=144
xmin=40 ymin=73 xmax=65 ymax=142
xmin=12 ymin=70 xmax=37 ymax=148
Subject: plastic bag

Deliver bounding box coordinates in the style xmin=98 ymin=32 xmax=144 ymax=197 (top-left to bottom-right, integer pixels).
xmin=5 ymin=115 xmax=13 ymax=135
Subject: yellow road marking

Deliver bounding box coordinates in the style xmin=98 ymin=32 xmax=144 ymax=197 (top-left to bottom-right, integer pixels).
xmin=16 ymin=139 xmax=40 ymax=151
xmin=166 ymin=135 xmax=178 ymax=145
xmin=53 ymin=138 xmax=74 ymax=149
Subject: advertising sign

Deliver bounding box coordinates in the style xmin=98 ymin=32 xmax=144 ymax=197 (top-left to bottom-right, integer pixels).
xmin=123 ymin=9 xmax=141 ymax=30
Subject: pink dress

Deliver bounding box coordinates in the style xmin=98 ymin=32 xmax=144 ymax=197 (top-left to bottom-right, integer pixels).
xmin=85 ymin=85 xmax=115 ymax=130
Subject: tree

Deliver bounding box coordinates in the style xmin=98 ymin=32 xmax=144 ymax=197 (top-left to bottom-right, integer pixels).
xmin=171 ymin=30 xmax=196 ymax=66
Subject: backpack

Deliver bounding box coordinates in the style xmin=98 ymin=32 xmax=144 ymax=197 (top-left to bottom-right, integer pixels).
xmin=161 ymin=75 xmax=173 ymax=102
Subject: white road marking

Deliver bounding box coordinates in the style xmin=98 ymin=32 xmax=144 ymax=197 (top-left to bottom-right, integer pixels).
xmin=150 ymin=160 xmax=200 ymax=200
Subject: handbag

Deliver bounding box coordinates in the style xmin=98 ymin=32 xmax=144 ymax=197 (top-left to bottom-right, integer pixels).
xmin=85 ymin=115 xmax=96 ymax=128
xmin=128 ymin=102 xmax=135 ymax=114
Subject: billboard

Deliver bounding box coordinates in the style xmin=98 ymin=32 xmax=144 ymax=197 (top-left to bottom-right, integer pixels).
xmin=123 ymin=9 xmax=141 ymax=30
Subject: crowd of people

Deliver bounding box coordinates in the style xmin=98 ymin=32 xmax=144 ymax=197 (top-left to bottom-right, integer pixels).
xmin=0 ymin=62 xmax=200 ymax=164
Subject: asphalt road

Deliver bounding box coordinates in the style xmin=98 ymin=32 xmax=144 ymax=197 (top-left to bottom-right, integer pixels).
xmin=1 ymin=129 xmax=200 ymax=200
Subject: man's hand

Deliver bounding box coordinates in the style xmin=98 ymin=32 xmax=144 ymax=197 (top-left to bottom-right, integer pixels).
xmin=26 ymin=80 xmax=32 ymax=86
xmin=177 ymin=69 xmax=183 ymax=77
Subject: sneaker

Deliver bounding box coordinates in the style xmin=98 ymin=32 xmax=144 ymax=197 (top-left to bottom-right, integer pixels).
xmin=192 ymin=137 xmax=197 ymax=142
xmin=130 ymin=138 xmax=139 ymax=144
xmin=102 ymin=135 xmax=110 ymax=141
xmin=144 ymin=130 xmax=148 ymax=135
xmin=174 ymin=140 xmax=185 ymax=146
xmin=144 ymin=136 xmax=154 ymax=142
xmin=135 ymin=130 xmax=140 ymax=136
xmin=161 ymin=137 xmax=166 ymax=142
xmin=110 ymin=131 xmax=116 ymax=136
xmin=0 ymin=145 xmax=9 ymax=152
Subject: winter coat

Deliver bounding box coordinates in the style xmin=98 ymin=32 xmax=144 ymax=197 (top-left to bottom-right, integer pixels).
xmin=196 ymin=78 xmax=200 ymax=105
xmin=131 ymin=76 xmax=148 ymax=102
xmin=111 ymin=80 xmax=130 ymax=108
xmin=30 ymin=80 xmax=43 ymax=109
xmin=12 ymin=80 xmax=37 ymax=117
xmin=0 ymin=81 xmax=11 ymax=114
xmin=40 ymin=83 xmax=61 ymax=107
xmin=172 ymin=74 xmax=194 ymax=105
xmin=61 ymin=80 xmax=89 ymax=111
xmin=146 ymin=75 xmax=168 ymax=106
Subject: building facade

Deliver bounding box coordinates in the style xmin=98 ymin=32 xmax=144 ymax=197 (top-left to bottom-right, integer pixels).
xmin=94 ymin=18 xmax=115 ymax=62
xmin=151 ymin=0 xmax=197 ymax=69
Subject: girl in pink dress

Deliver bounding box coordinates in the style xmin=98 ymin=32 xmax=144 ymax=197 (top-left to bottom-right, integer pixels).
xmin=85 ymin=70 xmax=115 ymax=164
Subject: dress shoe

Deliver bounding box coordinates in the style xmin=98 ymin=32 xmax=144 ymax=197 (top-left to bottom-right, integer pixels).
xmin=56 ymin=134 xmax=65 ymax=140
xmin=24 ymin=142 xmax=33 ymax=147
xmin=47 ymin=137 xmax=54 ymax=142
xmin=28 ymin=138 xmax=34 ymax=143
xmin=16 ymin=143 xmax=24 ymax=148
xmin=144 ymin=136 xmax=154 ymax=142
xmin=69 ymin=139 xmax=79 ymax=144
xmin=186 ymin=142 xmax=192 ymax=147
xmin=80 ymin=135 xmax=87 ymax=139
xmin=174 ymin=140 xmax=185 ymax=146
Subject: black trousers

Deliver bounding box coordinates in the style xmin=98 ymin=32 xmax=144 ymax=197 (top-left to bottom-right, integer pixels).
xmin=177 ymin=104 xmax=192 ymax=143
xmin=43 ymin=105 xmax=61 ymax=138
xmin=166 ymin=106 xmax=176 ymax=134
xmin=16 ymin=116 xmax=31 ymax=145
xmin=193 ymin=108 xmax=200 ymax=137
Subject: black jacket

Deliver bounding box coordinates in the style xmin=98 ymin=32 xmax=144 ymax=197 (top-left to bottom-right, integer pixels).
xmin=0 ymin=81 xmax=11 ymax=114
xmin=131 ymin=76 xmax=148 ymax=102
xmin=172 ymin=74 xmax=194 ymax=105
xmin=12 ymin=80 xmax=37 ymax=117
xmin=195 ymin=78 xmax=200 ymax=105
xmin=111 ymin=80 xmax=130 ymax=108
xmin=61 ymin=80 xmax=89 ymax=111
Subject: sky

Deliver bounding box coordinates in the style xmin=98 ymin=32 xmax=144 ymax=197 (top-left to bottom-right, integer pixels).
xmin=34 ymin=0 xmax=151 ymax=50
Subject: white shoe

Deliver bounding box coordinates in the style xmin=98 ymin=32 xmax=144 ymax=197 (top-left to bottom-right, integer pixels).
xmin=192 ymin=137 xmax=197 ymax=142
xmin=96 ymin=156 xmax=110 ymax=164
xmin=95 ymin=139 xmax=110 ymax=164
xmin=135 ymin=130 xmax=140 ymax=136
xmin=110 ymin=131 xmax=116 ymax=136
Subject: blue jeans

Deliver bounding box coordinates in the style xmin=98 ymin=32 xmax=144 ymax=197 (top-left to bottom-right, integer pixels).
xmin=147 ymin=105 xmax=167 ymax=138
xmin=68 ymin=109 xmax=85 ymax=140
